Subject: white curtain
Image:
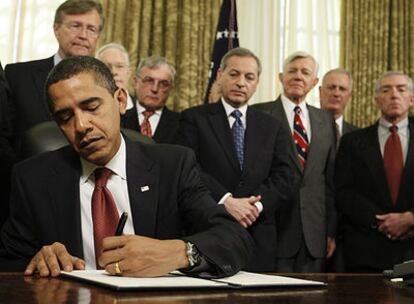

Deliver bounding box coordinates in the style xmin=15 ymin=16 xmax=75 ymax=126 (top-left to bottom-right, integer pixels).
xmin=0 ymin=0 xmax=63 ymax=65
xmin=237 ymin=0 xmax=341 ymax=106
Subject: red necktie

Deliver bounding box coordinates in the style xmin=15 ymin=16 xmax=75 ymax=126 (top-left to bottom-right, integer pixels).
xmin=383 ymin=125 xmax=403 ymax=205
xmin=293 ymin=106 xmax=309 ymax=168
xmin=92 ymin=168 xmax=119 ymax=268
xmin=140 ymin=110 xmax=155 ymax=137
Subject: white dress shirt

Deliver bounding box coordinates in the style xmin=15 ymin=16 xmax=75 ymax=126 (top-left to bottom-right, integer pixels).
xmin=378 ymin=117 xmax=409 ymax=164
xmin=281 ymin=94 xmax=312 ymax=143
xmin=79 ymin=137 xmax=135 ymax=269
xmin=136 ymin=102 xmax=163 ymax=134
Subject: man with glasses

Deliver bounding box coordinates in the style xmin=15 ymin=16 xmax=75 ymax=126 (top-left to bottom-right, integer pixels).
xmin=121 ymin=55 xmax=180 ymax=144
xmin=5 ymin=0 xmax=104 ymax=156
xmin=96 ymin=43 xmax=134 ymax=110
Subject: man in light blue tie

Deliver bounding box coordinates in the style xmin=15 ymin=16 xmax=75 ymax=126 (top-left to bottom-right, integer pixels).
xmin=177 ymin=47 xmax=294 ymax=271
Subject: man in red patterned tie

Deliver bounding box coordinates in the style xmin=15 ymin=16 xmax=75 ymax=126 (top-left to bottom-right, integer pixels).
xmin=253 ymin=52 xmax=337 ymax=272
xmin=336 ymin=71 xmax=414 ymax=272
xmin=121 ymin=56 xmax=180 ymax=144
xmin=0 ymin=56 xmax=253 ymax=278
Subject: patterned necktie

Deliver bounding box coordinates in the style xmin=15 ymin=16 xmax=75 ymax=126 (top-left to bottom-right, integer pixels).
xmin=231 ymin=110 xmax=245 ymax=169
xmin=140 ymin=110 xmax=155 ymax=137
xmin=293 ymin=106 xmax=309 ymax=168
xmin=335 ymin=122 xmax=341 ymax=147
xmin=383 ymin=125 xmax=403 ymax=205
xmin=91 ymin=168 xmax=119 ymax=268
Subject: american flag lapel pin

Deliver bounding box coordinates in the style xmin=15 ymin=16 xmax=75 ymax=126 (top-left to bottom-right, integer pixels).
xmin=140 ymin=185 xmax=150 ymax=192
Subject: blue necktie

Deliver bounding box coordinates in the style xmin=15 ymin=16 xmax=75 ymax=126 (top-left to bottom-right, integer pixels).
xmin=231 ymin=110 xmax=245 ymax=169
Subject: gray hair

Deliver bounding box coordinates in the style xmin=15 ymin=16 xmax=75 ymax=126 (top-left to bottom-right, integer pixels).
xmin=96 ymin=43 xmax=130 ymax=66
xmin=220 ymin=47 xmax=262 ymax=75
xmin=322 ymin=68 xmax=353 ymax=90
xmin=375 ymin=71 xmax=414 ymax=95
xmin=282 ymin=51 xmax=319 ymax=76
xmin=136 ymin=55 xmax=176 ymax=84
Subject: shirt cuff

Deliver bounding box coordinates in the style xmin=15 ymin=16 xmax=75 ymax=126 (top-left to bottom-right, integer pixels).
xmin=218 ymin=192 xmax=232 ymax=205
xmin=218 ymin=193 xmax=263 ymax=214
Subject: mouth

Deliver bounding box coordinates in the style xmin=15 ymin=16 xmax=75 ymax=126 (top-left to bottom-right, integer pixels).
xmin=230 ymin=90 xmax=246 ymax=97
xmin=79 ymin=136 xmax=102 ymax=150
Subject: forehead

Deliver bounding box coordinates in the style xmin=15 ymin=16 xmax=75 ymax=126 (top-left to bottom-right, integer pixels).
xmin=61 ymin=10 xmax=101 ymax=25
xmin=99 ymin=48 xmax=128 ymax=63
xmin=324 ymin=73 xmax=350 ymax=85
xmin=49 ymin=73 xmax=110 ymax=110
xmin=379 ymin=74 xmax=408 ymax=87
xmin=286 ymin=57 xmax=315 ymax=70
xmin=224 ymin=56 xmax=259 ymax=74
xmin=139 ymin=64 xmax=173 ymax=79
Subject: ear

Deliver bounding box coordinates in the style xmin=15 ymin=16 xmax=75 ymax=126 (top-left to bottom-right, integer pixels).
xmin=115 ymin=88 xmax=128 ymax=115
xmin=278 ymin=72 xmax=283 ymax=83
xmin=53 ymin=23 xmax=60 ymax=39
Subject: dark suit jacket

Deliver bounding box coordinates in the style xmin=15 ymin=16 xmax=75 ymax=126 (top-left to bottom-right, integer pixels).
xmin=342 ymin=120 xmax=358 ymax=135
xmin=253 ymin=96 xmax=337 ymax=259
xmin=176 ymin=102 xmax=293 ymax=271
xmin=0 ymin=138 xmax=253 ymax=277
xmin=0 ymin=63 xmax=16 ymax=228
xmin=121 ymin=104 xmax=180 ymax=144
xmin=5 ymin=56 xmax=54 ymax=153
xmin=335 ymin=121 xmax=414 ymax=270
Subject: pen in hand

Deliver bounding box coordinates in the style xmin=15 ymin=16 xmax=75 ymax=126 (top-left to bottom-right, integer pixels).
xmin=115 ymin=212 xmax=128 ymax=236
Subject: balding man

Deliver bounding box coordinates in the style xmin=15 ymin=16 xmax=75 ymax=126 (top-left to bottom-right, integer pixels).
xmin=320 ymin=68 xmax=358 ymax=142
xmin=253 ymin=51 xmax=337 ymax=272
xmin=96 ymin=43 xmax=134 ymax=110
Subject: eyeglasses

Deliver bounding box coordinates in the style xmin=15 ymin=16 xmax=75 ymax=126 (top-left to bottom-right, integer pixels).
xmin=138 ymin=76 xmax=172 ymax=90
xmin=63 ymin=22 xmax=99 ymax=38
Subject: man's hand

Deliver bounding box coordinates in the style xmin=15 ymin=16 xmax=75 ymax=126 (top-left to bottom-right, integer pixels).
xmin=24 ymin=242 xmax=85 ymax=277
xmin=99 ymin=235 xmax=188 ymax=277
xmin=376 ymin=212 xmax=414 ymax=240
xmin=223 ymin=195 xmax=261 ymax=228
xmin=326 ymin=237 xmax=336 ymax=259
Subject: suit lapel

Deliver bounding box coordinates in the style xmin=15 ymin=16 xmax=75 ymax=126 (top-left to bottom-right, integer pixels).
xmin=33 ymin=57 xmax=54 ymax=118
xmin=397 ymin=120 xmax=414 ymax=207
xmin=207 ymin=103 xmax=241 ymax=172
xmin=305 ymin=107 xmax=325 ymax=174
xmin=362 ymin=123 xmax=392 ymax=207
xmin=125 ymin=140 xmax=159 ymax=236
xmin=269 ymin=98 xmax=302 ymax=172
xmin=153 ymin=107 xmax=174 ymax=142
xmin=47 ymin=148 xmax=83 ymax=258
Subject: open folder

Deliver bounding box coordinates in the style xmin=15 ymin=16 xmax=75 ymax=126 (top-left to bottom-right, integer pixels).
xmin=61 ymin=270 xmax=326 ymax=291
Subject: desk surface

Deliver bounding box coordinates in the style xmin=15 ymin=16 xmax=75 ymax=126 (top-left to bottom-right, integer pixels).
xmin=0 ymin=273 xmax=413 ymax=303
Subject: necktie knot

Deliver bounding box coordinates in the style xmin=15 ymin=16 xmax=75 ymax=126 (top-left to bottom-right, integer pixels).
xmin=143 ymin=110 xmax=155 ymax=119
xmin=389 ymin=124 xmax=398 ymax=133
xmin=231 ymin=109 xmax=242 ymax=120
xmin=294 ymin=106 xmax=302 ymax=115
xmin=94 ymin=168 xmax=112 ymax=188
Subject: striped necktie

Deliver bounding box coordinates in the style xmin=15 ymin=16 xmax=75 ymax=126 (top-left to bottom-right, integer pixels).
xmin=293 ymin=106 xmax=309 ymax=168
xmin=231 ymin=110 xmax=245 ymax=169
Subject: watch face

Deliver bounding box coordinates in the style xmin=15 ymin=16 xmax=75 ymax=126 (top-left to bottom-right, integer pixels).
xmin=187 ymin=242 xmax=201 ymax=267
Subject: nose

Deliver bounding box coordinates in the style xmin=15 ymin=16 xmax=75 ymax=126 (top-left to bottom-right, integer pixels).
xmin=74 ymin=112 xmax=92 ymax=134
xmin=77 ymin=26 xmax=88 ymax=39
xmin=150 ymin=81 xmax=160 ymax=92
xmin=235 ymin=75 xmax=247 ymax=87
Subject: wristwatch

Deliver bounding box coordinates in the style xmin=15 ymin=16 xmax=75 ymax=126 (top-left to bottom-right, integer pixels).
xmin=186 ymin=242 xmax=202 ymax=268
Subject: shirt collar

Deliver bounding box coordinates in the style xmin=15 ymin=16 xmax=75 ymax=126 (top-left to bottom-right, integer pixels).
xmin=53 ymin=53 xmax=63 ymax=66
xmin=80 ymin=135 xmax=127 ymax=184
xmin=335 ymin=115 xmax=344 ymax=126
xmin=281 ymin=94 xmax=308 ymax=114
xmin=220 ymin=98 xmax=248 ymax=118
xmin=136 ymin=101 xmax=163 ymax=116
xmin=378 ymin=116 xmax=409 ymax=131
